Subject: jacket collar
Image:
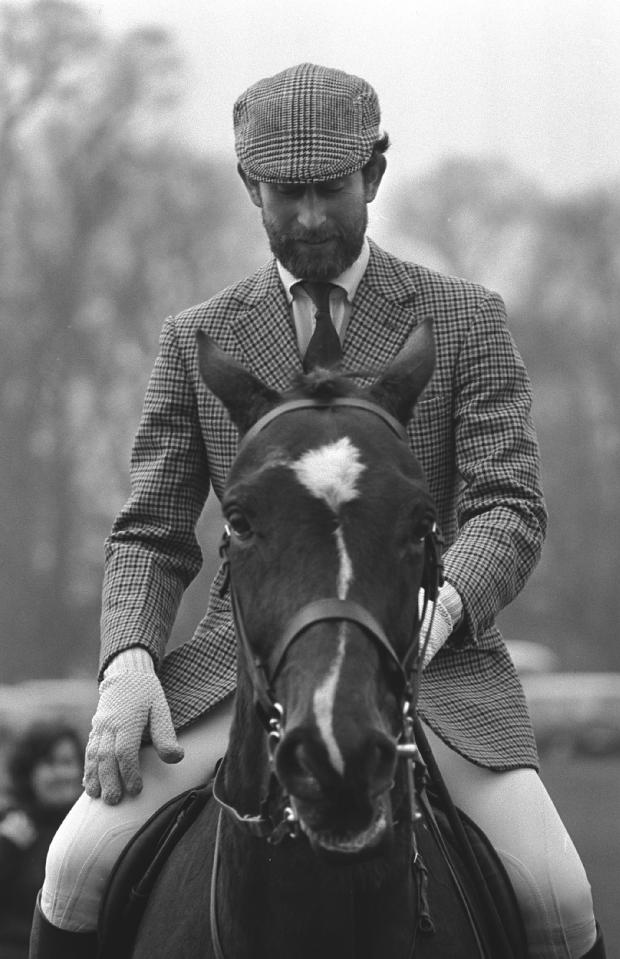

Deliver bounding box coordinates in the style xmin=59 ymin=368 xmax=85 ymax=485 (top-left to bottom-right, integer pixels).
xmin=229 ymin=239 xmax=421 ymax=390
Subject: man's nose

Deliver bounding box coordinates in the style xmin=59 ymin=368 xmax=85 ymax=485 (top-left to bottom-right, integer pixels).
xmin=296 ymin=190 xmax=327 ymax=230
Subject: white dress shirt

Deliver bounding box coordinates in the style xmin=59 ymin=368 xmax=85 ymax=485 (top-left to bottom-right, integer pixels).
xmin=276 ymin=238 xmax=370 ymax=355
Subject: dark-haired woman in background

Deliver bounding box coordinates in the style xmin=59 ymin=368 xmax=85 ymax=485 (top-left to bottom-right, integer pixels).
xmin=0 ymin=722 xmax=83 ymax=958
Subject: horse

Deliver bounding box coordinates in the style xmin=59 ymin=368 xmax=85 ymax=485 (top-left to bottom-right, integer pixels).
xmin=99 ymin=320 xmax=526 ymax=959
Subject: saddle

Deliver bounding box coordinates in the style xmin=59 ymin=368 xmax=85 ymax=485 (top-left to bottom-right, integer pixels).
xmin=98 ymin=781 xmax=213 ymax=959
xmin=97 ymin=734 xmax=527 ymax=959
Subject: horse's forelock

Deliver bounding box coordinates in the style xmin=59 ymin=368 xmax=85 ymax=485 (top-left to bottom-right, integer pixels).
xmin=289 ymin=367 xmax=377 ymax=401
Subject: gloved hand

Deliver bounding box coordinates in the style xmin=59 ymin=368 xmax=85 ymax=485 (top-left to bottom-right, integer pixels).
xmin=418 ymin=582 xmax=463 ymax=669
xmin=83 ymin=647 xmax=184 ymax=805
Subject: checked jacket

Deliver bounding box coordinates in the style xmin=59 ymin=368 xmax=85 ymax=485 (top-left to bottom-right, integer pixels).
xmin=100 ymin=239 xmax=547 ymax=770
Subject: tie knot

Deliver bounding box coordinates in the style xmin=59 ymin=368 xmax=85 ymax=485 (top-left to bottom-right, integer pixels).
xmin=296 ymin=281 xmax=342 ymax=372
xmin=298 ymin=281 xmax=336 ymax=315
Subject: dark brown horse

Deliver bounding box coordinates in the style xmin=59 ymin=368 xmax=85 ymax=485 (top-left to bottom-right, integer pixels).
xmin=100 ymin=321 xmax=525 ymax=959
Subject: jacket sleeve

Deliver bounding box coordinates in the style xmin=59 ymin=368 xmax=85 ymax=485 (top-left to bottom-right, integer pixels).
xmin=441 ymin=291 xmax=547 ymax=644
xmin=99 ymin=316 xmax=210 ymax=677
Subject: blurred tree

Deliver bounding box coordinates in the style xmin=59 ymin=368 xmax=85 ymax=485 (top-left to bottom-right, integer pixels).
xmin=383 ymin=155 xmax=544 ymax=292
xmin=512 ymin=188 xmax=620 ymax=668
xmin=0 ymin=0 xmax=264 ymax=681
xmin=389 ymin=158 xmax=620 ymax=669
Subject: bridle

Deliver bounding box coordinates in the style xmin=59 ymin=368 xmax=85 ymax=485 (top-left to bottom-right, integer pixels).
xmin=213 ymin=396 xmax=443 ymax=838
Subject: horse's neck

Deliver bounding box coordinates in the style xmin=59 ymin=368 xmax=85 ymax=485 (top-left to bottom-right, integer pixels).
xmin=214 ymin=813 xmax=415 ymax=959
xmin=217 ymin=696 xmax=415 ymax=958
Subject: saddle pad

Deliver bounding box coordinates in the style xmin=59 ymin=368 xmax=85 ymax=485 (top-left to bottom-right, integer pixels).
xmin=97 ymin=781 xmax=213 ymax=959
xmin=97 ymin=783 xmax=526 ymax=959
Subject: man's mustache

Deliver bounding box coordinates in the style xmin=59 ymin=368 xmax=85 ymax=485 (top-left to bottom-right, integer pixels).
xmin=282 ymin=228 xmax=343 ymax=243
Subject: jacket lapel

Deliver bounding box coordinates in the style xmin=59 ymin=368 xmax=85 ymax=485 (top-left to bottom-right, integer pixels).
xmin=228 ymin=260 xmax=302 ymax=391
xmin=343 ymin=240 xmax=422 ymax=379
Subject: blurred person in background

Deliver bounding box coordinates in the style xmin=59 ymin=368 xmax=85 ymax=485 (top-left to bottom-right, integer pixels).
xmin=31 ymin=63 xmax=604 ymax=958
xmin=0 ymin=722 xmax=83 ymax=958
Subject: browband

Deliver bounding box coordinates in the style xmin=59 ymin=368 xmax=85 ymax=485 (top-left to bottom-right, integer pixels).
xmin=237 ymin=397 xmax=408 ymax=455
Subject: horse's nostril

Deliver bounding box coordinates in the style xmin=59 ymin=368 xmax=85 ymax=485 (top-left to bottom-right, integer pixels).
xmin=292 ymin=742 xmax=315 ymax=778
xmin=275 ymin=734 xmax=325 ymax=800
xmin=275 ymin=727 xmax=397 ymax=804
xmin=365 ymin=733 xmax=397 ymax=796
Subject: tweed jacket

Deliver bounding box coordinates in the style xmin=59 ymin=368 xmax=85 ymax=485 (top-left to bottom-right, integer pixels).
xmin=101 ymin=240 xmax=546 ymax=770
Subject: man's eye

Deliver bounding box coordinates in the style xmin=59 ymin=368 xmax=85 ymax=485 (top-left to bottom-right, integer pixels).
xmin=321 ymin=180 xmax=345 ymax=194
xmin=275 ymin=184 xmax=303 ymax=197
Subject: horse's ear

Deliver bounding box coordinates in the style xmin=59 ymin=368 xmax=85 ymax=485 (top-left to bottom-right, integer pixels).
xmin=366 ymin=318 xmax=435 ymax=425
xmin=196 ymin=331 xmax=281 ymax=435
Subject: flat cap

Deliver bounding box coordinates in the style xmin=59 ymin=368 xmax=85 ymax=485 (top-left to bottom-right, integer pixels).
xmin=233 ymin=63 xmax=381 ymax=183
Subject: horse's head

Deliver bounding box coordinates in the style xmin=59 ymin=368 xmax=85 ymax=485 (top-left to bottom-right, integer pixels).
xmin=197 ymin=322 xmax=437 ymax=859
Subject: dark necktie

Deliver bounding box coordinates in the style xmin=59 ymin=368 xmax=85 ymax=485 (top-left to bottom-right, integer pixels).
xmin=299 ymin=281 xmax=342 ymax=372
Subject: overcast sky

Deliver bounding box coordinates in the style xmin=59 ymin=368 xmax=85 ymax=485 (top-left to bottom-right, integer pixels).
xmin=74 ymin=0 xmax=620 ymax=197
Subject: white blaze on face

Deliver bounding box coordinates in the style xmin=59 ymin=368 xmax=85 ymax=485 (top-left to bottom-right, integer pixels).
xmin=311 ymin=629 xmax=347 ymax=774
xmin=290 ymin=437 xmax=365 ymax=775
xmin=291 ymin=436 xmax=365 ymax=519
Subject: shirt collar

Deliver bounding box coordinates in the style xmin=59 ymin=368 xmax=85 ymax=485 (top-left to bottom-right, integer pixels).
xmin=277 ymin=237 xmax=370 ymax=303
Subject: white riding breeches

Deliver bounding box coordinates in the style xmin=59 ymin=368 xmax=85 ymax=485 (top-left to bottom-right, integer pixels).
xmin=40 ymin=704 xmax=596 ymax=957
xmin=41 ymin=696 xmax=235 ymax=934
xmin=422 ymin=726 xmax=596 ymax=958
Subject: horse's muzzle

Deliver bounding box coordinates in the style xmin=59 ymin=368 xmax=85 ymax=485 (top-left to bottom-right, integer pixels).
xmin=292 ymin=793 xmax=393 ymax=859
xmin=273 ymin=724 xmax=397 ymax=856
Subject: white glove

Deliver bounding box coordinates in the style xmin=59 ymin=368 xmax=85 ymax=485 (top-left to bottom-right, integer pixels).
xmin=83 ymin=648 xmax=184 ymax=805
xmin=418 ymin=582 xmax=463 ymax=669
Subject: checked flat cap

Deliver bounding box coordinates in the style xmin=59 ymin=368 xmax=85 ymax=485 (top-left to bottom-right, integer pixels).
xmin=233 ymin=63 xmax=381 ymax=183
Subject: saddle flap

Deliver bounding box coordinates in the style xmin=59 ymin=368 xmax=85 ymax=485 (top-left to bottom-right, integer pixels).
xmin=97 ymin=782 xmax=213 ymax=959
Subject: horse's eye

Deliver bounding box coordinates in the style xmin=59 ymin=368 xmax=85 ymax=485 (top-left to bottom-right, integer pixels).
xmin=226 ymin=510 xmax=253 ymax=540
xmin=412 ymin=510 xmax=435 ymax=542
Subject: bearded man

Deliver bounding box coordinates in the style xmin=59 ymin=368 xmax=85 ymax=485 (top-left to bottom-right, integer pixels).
xmin=31 ymin=64 xmax=603 ymax=959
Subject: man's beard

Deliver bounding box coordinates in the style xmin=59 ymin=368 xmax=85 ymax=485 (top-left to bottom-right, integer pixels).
xmin=261 ymin=205 xmax=368 ymax=281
